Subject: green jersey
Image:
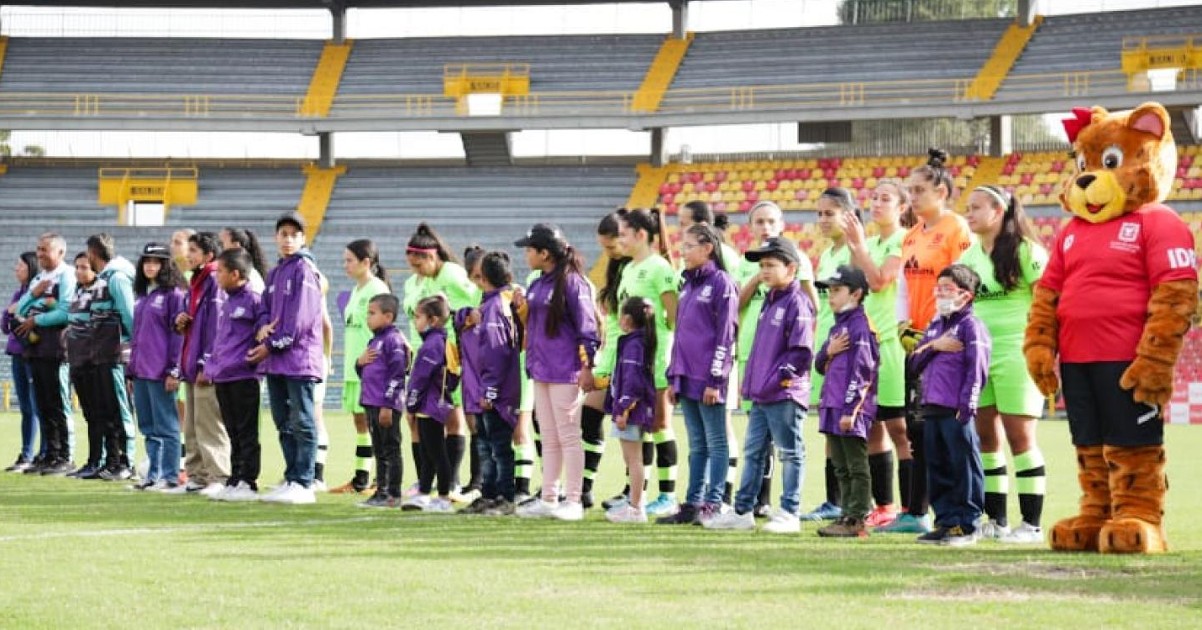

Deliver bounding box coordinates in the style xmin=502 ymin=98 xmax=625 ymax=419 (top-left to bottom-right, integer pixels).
xmin=617 ymin=254 xmax=677 ymax=387
xmin=814 ymin=243 xmax=853 ymax=344
xmin=958 ymin=238 xmax=1047 ymax=343
xmin=863 ymin=231 xmax=904 ymax=337
xmin=594 ymin=262 xmax=625 ymax=377
xmin=402 ymin=261 xmax=480 ymax=349
xmin=342 ymin=276 xmax=392 ymax=383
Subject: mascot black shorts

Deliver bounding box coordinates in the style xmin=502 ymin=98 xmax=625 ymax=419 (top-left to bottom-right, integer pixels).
xmin=1061 ymin=362 xmax=1164 ymax=447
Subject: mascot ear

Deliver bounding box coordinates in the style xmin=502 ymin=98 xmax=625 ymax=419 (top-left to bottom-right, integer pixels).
xmin=1129 ymin=102 xmax=1169 ymax=140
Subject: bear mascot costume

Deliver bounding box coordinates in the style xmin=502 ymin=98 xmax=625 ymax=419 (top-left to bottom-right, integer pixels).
xmin=1024 ymin=101 xmax=1198 ymax=554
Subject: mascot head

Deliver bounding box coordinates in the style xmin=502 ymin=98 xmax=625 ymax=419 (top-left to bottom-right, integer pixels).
xmin=1060 ymin=101 xmax=1176 ymax=224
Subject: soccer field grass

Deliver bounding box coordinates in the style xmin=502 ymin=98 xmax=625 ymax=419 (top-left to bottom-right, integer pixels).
xmin=1 ymin=411 xmax=1200 ymax=628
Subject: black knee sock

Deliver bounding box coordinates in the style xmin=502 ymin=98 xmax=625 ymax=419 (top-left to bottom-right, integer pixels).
xmin=531 ymin=414 xmax=543 ymax=459
xmin=824 ymin=457 xmax=840 ymax=506
xmin=869 ymin=451 xmax=894 ymax=506
xmin=411 ymin=442 xmax=424 ymax=484
xmin=757 ymin=450 xmax=774 ymax=507
xmin=897 ymin=458 xmax=913 ymax=511
xmin=641 ymin=440 xmax=654 ymax=491
xmin=654 ymin=437 xmax=677 ymax=494
xmin=446 ymin=435 xmax=466 ymax=490
xmin=467 ymin=433 xmax=481 ymax=491
xmin=580 ymin=405 xmax=605 ymax=494
xmin=724 ymin=455 xmax=738 ymax=504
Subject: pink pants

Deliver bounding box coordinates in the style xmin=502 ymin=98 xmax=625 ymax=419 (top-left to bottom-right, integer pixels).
xmin=534 ymin=381 xmax=584 ymax=503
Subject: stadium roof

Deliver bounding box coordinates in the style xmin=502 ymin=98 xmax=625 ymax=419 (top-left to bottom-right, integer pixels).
xmin=6 ymin=1 xmax=695 ymax=8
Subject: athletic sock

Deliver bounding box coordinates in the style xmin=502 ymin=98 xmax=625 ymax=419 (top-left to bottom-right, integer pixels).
xmin=982 ymin=450 xmax=1009 ymax=527
xmin=653 ymin=429 xmax=678 ymax=495
xmin=411 ymin=441 xmax=423 ymax=484
xmin=468 ymin=433 xmax=481 ymax=490
xmin=641 ymin=437 xmax=654 ymax=492
xmin=725 ymin=434 xmax=739 ymax=504
xmin=1014 ymin=448 xmax=1047 ymax=528
xmin=868 ymin=451 xmax=895 ymax=507
xmin=824 ymin=457 xmax=840 ymax=507
xmin=513 ymin=442 xmax=534 ymax=496
xmin=897 ymin=457 xmax=913 ymax=511
xmin=757 ymin=450 xmax=774 ymax=507
xmin=581 ymin=406 xmax=606 ymax=495
xmin=446 ymin=434 xmax=466 ymax=490
xmin=354 ymin=432 xmax=373 ymax=489
xmin=315 ymin=419 xmax=330 ymax=483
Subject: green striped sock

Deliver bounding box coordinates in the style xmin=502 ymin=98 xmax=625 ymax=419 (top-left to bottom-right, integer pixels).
xmin=981 ymin=450 xmax=1008 ymax=526
xmin=354 ymin=432 xmax=373 ymax=474
xmin=1014 ymin=448 xmax=1046 ymax=526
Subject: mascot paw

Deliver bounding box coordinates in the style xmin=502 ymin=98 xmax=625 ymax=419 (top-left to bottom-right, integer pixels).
xmin=1120 ymin=359 xmax=1173 ymax=407
xmin=1025 ymin=346 xmax=1060 ymax=396
xmin=1099 ymin=518 xmax=1167 ymax=554
xmin=1050 ymin=515 xmax=1108 ymax=552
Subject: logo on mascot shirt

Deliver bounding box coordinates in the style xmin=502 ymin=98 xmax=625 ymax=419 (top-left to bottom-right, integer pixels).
xmin=1063 ymin=234 xmax=1075 ymax=253
xmin=1111 ymin=221 xmax=1142 ymax=254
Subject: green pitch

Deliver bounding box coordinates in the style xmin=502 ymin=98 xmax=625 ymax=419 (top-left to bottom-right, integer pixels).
xmin=1 ymin=411 xmax=1200 ymax=628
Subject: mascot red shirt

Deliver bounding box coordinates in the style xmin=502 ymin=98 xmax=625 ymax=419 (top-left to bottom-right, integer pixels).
xmin=1024 ymin=102 xmax=1198 ymax=555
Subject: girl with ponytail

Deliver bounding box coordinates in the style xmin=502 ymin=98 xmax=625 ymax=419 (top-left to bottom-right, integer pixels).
xmin=220 ymin=227 xmax=269 ymax=292
xmin=329 ymin=238 xmax=394 ymax=495
xmin=514 ymin=223 xmax=599 ymax=521
xmin=403 ymin=223 xmax=480 ymax=501
xmin=960 ymin=185 xmax=1048 ymax=544
xmin=613 ymin=207 xmax=681 ymax=518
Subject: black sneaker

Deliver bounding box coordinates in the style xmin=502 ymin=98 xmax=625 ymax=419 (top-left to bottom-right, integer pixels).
xmin=483 ymin=498 xmax=515 ymax=516
xmin=753 ymin=503 xmax=773 ymax=518
xmin=98 ymin=467 xmax=134 ymax=482
xmin=656 ymin=503 xmax=699 ymax=525
xmin=79 ymin=465 xmax=106 ymax=480
xmin=66 ymin=463 xmax=96 ymax=478
xmin=23 ymin=456 xmax=48 ymax=475
xmin=4 ymin=456 xmax=32 ymax=473
xmin=357 ymin=493 xmax=394 ymax=509
xmin=917 ymin=526 xmax=951 ymax=545
xmin=601 ymin=492 xmax=629 ymax=510
xmin=459 ymin=497 xmax=494 ymax=515
xmin=41 ymin=460 xmax=75 ymax=476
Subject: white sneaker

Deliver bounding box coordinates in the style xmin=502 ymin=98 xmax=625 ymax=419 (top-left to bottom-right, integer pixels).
xmin=552 ymin=501 xmax=584 ymax=522
xmin=311 ymin=480 xmax=328 ymax=493
xmin=703 ymin=509 xmax=756 ymax=531
xmin=261 ymin=482 xmax=293 ymax=503
xmin=199 ymin=482 xmax=226 ymax=498
xmin=516 ymin=499 xmax=559 ymax=519
xmin=402 ymin=494 xmax=432 ymax=511
xmin=978 ymin=520 xmax=1011 ymax=540
xmin=274 ymin=483 xmax=316 ymax=505
xmin=206 ymin=484 xmax=231 ymax=501
xmin=221 ymin=481 xmax=260 ymax=503
xmin=605 ymin=504 xmax=648 ymax=524
xmin=450 ymin=487 xmax=481 ymax=504
xmin=403 ymin=482 xmax=422 ymax=499
xmin=424 ymin=497 xmax=454 ymax=513
xmin=163 ymin=481 xmax=200 ymax=495
xmin=999 ymin=522 xmax=1043 ymax=544
xmin=762 ymin=509 xmax=801 ymax=534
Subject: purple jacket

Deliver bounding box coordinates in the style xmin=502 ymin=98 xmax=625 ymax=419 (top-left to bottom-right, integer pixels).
xmin=406 ymin=326 xmax=458 ymax=422
xmin=815 ymin=306 xmax=879 ymax=439
xmin=908 ymin=305 xmax=991 ymax=423
xmin=455 ymin=289 xmax=521 ymax=426
xmin=525 ymin=268 xmax=599 ymax=384
xmin=128 ymin=286 xmax=186 ymax=381
xmin=260 ymin=251 xmax=325 ymax=381
xmin=357 ymin=326 xmax=410 ymax=411
xmin=741 ymin=280 xmax=815 ymax=406
xmin=3 ymin=287 xmax=28 ymax=356
xmin=179 ymin=265 xmax=223 ymax=383
xmin=605 ymin=330 xmax=657 ymax=430
xmin=667 ymin=261 xmax=739 ymax=402
xmin=207 ymin=283 xmax=264 ymax=384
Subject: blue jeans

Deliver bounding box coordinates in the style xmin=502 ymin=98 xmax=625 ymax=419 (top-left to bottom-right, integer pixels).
xmin=924 ymin=411 xmax=984 ymax=530
xmin=266 ymin=375 xmax=317 ymax=487
xmin=477 ymin=409 xmax=516 ymax=501
xmin=11 ymin=355 xmax=40 ymax=460
xmin=133 ymin=378 xmax=180 ymax=483
xmin=679 ymin=395 xmax=729 ymax=506
xmin=735 ymin=400 xmax=805 ymax=515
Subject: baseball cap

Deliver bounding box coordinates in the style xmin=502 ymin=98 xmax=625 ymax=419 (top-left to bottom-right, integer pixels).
xmin=815 ymin=264 xmax=870 ymax=295
xmin=514 ymin=223 xmax=564 ymax=250
xmin=744 ymin=236 xmax=801 ymax=265
xmin=275 ymin=211 xmax=306 ymax=233
xmin=140 ymin=242 xmax=172 ymax=260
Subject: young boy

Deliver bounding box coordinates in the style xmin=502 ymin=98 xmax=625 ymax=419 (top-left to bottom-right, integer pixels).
xmin=907 ymin=263 xmax=991 ymax=546
xmin=356 ymin=294 xmax=411 ymax=508
xmin=402 ymin=295 xmax=459 ymax=514
xmin=168 ymin=232 xmax=230 ymax=496
xmin=457 ymin=251 xmax=522 ymax=516
xmin=706 ymin=237 xmax=814 ymax=534
xmin=249 ymin=212 xmax=325 ymax=506
xmin=207 ymin=249 xmax=265 ymax=502
xmin=812 ymin=265 xmax=880 ymax=538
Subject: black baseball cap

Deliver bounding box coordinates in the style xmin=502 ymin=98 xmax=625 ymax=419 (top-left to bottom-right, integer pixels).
xmin=815 ymin=265 xmax=870 ymax=295
xmin=275 ymin=211 xmax=306 ymax=233
xmin=514 ymin=223 xmax=564 ymax=250
xmin=140 ymin=242 xmax=172 ymax=260
xmin=744 ymin=236 xmax=801 ymax=265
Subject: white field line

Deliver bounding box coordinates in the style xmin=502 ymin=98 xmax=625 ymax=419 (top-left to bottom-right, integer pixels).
xmin=0 ymin=514 xmax=401 ymax=543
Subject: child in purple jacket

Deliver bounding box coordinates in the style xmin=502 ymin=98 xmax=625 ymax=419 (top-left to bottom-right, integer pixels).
xmin=812 ymin=265 xmax=880 ymax=538
xmin=208 ymin=249 xmax=266 ymax=502
xmin=604 ymin=297 xmax=659 ymax=524
xmin=455 ymin=251 xmax=522 ymax=516
xmin=128 ymin=243 xmax=186 ymax=490
xmin=356 ymin=294 xmax=411 ymax=509
xmin=908 ymin=263 xmax=991 ymax=547
xmin=402 ymin=295 xmax=459 ymax=514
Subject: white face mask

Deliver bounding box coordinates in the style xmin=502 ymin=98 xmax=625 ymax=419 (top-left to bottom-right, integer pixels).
xmin=837 ymin=301 xmax=857 ymax=314
xmin=935 ymin=296 xmax=961 ymax=317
